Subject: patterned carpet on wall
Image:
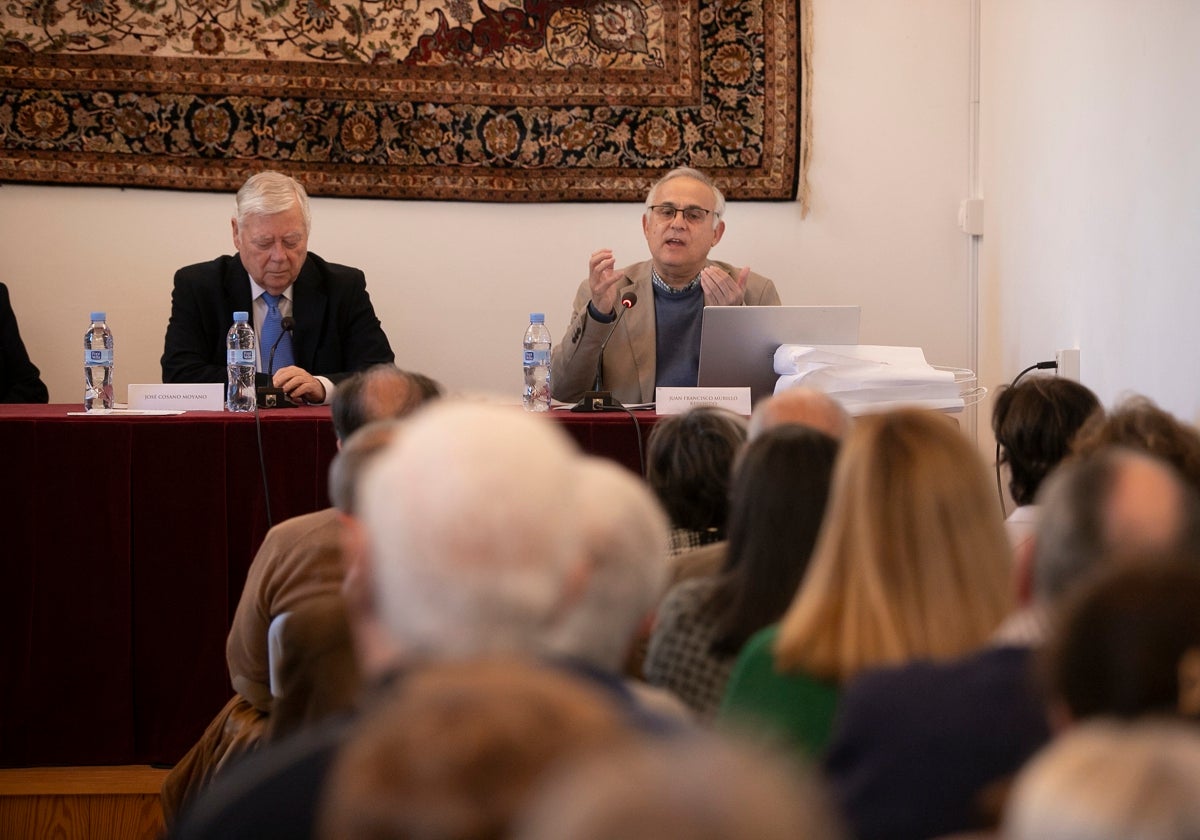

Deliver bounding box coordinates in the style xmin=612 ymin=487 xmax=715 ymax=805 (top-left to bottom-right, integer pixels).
xmin=0 ymin=0 xmax=806 ymax=202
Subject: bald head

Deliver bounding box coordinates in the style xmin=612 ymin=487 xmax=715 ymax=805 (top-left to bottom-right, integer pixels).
xmin=749 ymin=388 xmax=851 ymax=441
xmin=1033 ymin=449 xmax=1200 ymax=602
xmin=331 ymin=365 xmax=441 ymax=443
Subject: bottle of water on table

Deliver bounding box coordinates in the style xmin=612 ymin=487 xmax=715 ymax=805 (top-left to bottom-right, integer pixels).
xmin=523 ymin=313 xmax=552 ymax=412
xmin=226 ymin=311 xmax=257 ymax=413
xmin=84 ymin=311 xmax=114 ymax=412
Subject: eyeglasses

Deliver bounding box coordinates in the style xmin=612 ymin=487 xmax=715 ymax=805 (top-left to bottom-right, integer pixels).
xmin=647 ymin=204 xmax=715 ymax=225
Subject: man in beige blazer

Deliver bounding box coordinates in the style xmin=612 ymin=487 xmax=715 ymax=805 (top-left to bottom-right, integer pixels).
xmin=551 ymin=167 xmax=781 ymax=406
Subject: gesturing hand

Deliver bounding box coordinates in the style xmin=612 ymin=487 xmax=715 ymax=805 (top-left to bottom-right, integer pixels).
xmin=700 ymin=264 xmax=749 ymax=307
xmin=588 ymin=249 xmax=622 ymax=315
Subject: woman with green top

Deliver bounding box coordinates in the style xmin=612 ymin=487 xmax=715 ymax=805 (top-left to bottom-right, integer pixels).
xmin=718 ymin=408 xmax=1014 ymax=755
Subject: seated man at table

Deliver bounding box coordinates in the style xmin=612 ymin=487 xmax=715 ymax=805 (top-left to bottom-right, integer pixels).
xmin=551 ymin=167 xmax=781 ymax=406
xmin=161 ymin=170 xmax=395 ymax=404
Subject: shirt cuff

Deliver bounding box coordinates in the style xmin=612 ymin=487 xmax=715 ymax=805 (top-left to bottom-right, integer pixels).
xmin=315 ymin=375 xmax=335 ymax=405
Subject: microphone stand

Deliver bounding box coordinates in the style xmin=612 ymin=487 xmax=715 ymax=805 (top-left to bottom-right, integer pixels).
xmin=571 ymin=291 xmax=637 ymax=413
xmin=256 ymin=317 xmax=300 ymax=409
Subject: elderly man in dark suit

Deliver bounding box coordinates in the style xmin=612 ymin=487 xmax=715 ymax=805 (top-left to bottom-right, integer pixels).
xmin=161 ymin=171 xmax=394 ymax=404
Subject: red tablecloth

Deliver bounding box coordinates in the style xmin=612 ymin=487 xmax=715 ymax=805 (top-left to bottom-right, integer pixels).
xmin=0 ymin=404 xmax=658 ymax=767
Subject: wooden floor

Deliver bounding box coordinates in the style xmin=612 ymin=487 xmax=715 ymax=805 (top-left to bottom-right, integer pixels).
xmin=0 ymin=766 xmax=168 ymax=840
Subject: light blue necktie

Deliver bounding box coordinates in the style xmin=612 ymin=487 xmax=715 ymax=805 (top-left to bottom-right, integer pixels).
xmin=260 ymin=292 xmax=295 ymax=373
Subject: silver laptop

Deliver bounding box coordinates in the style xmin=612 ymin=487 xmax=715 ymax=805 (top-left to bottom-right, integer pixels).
xmin=697 ymin=305 xmax=862 ymax=404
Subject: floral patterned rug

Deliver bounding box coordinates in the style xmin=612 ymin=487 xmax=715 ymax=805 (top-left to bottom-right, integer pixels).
xmin=0 ymin=0 xmax=806 ymax=202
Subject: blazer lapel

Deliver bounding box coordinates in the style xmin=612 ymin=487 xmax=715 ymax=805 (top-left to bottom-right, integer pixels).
xmin=288 ymin=257 xmax=327 ymax=371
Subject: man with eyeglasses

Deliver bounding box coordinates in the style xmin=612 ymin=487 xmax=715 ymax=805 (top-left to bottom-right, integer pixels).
xmin=551 ymin=167 xmax=780 ymax=406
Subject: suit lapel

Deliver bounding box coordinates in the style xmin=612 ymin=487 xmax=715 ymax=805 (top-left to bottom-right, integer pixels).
xmin=288 ymin=257 xmax=327 ymax=371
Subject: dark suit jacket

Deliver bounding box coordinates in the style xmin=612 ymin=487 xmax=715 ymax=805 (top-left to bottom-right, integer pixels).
xmin=0 ymin=282 xmax=49 ymax=403
xmin=161 ymin=253 xmax=394 ymax=385
xmin=822 ymin=645 xmax=1051 ymax=840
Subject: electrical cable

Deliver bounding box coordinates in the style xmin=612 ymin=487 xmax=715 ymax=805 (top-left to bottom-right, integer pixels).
xmin=254 ymin=408 xmax=274 ymax=529
xmin=994 ymin=360 xmax=1058 ymax=517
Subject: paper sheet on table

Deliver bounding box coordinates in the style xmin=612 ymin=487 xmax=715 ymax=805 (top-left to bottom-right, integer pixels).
xmin=773 ymin=345 xmax=965 ymax=414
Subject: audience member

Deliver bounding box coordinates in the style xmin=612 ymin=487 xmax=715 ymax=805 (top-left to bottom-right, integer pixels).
xmin=1071 ymin=393 xmax=1200 ymax=493
xmin=645 ymin=405 xmax=747 ymax=556
xmin=316 ymin=659 xmax=636 ymax=840
xmin=719 ymin=409 xmax=1012 ymax=755
xmin=551 ymin=167 xmax=781 ymax=404
xmin=644 ymin=425 xmax=839 ymax=720
xmin=1040 ymin=562 xmax=1200 ymax=726
xmin=747 ymin=386 xmax=851 ymax=441
xmin=171 ymin=402 xmax=678 ymax=840
xmin=991 ymin=375 xmax=1101 ymax=556
xmin=0 ymin=282 xmax=49 ymax=403
xmin=513 ymin=732 xmax=847 ymax=840
xmin=162 ymin=366 xmax=437 ymax=826
xmin=1004 ymin=719 xmax=1200 ymax=840
xmin=162 ymin=170 xmax=394 ymax=403
xmin=821 ymin=447 xmax=1200 ymax=840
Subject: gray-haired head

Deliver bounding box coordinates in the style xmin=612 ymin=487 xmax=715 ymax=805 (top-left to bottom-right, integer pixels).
xmin=359 ymin=401 xmax=585 ymax=659
xmin=331 ymin=365 xmax=442 ymax=443
xmin=645 ymin=167 xmax=726 ymax=230
xmin=539 ymin=457 xmax=671 ymax=672
xmin=1032 ymin=447 xmax=1200 ymax=602
xmin=235 ymin=171 xmax=312 ymax=232
xmin=748 ymin=387 xmax=852 ymax=441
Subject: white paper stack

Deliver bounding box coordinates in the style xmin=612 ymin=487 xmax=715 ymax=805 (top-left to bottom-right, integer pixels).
xmin=773 ymin=345 xmax=973 ymax=415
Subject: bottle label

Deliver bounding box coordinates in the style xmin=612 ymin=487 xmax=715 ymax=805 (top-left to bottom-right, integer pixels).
xmin=84 ymin=349 xmax=113 ymax=365
xmin=227 ymin=349 xmax=257 ymax=365
xmin=523 ymin=348 xmax=550 ymax=366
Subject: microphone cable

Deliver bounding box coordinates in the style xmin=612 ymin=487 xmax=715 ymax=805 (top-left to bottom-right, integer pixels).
xmin=595 ymin=403 xmax=647 ymax=476
xmin=254 ymin=407 xmax=274 ymax=529
xmin=994 ymin=359 xmax=1058 ymax=517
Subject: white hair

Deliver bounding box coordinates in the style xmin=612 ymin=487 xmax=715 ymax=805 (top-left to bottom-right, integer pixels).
xmin=539 ymin=457 xmax=671 ymax=671
xmin=235 ymin=170 xmax=311 ymax=231
xmin=1005 ymin=719 xmax=1200 ymax=840
xmin=360 ymin=401 xmax=585 ymax=659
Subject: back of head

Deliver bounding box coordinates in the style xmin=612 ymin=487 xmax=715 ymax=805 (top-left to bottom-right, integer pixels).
xmin=992 ymin=376 xmax=1101 ymax=506
xmin=331 ymin=365 xmax=442 ymax=443
xmin=235 ymin=170 xmax=310 ymax=229
xmin=539 ymin=457 xmax=671 ymax=672
xmin=513 ymin=733 xmax=846 ymax=840
xmin=1070 ymin=394 xmax=1200 ymax=496
xmin=360 ymin=402 xmax=584 ymax=658
xmin=328 ymin=419 xmax=404 ymax=515
xmin=1005 ymin=719 xmax=1200 ymax=840
xmin=748 ymin=387 xmax=851 ymax=441
xmin=319 ymin=658 xmax=634 ymax=840
xmin=646 ymin=406 xmax=747 ymax=536
xmin=777 ymin=409 xmax=1012 ymax=680
xmin=1032 ymin=448 xmax=1200 ymax=603
xmin=711 ymin=425 xmax=840 ymax=656
xmin=1042 ymin=562 xmax=1200 ymax=722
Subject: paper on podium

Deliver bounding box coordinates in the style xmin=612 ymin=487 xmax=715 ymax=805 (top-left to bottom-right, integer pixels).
xmin=773 ymin=345 xmax=973 ymax=414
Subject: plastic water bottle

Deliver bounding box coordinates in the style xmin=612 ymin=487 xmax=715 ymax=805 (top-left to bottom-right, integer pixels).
xmin=522 ymin=313 xmax=552 ymax=412
xmin=84 ymin=312 xmax=115 ymax=412
xmin=226 ymin=312 xmax=257 ymax=413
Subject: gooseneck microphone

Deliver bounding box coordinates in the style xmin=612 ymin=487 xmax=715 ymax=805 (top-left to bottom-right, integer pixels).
xmin=571 ymin=290 xmax=638 ymax=413
xmin=257 ymin=316 xmax=299 ymax=410
xmin=267 ymin=316 xmax=296 ymax=377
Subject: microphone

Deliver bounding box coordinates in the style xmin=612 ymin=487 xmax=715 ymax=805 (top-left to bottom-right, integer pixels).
xmin=257 ymin=316 xmax=300 ymax=409
xmin=571 ymin=290 xmax=638 ymax=413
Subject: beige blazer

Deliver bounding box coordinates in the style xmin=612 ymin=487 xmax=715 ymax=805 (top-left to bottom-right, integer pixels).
xmin=550 ymin=260 xmax=781 ymax=405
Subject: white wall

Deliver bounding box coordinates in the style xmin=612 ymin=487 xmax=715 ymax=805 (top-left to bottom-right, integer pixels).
xmin=979 ymin=0 xmax=1200 ymax=425
xmin=1 ymin=1 xmax=975 ymax=415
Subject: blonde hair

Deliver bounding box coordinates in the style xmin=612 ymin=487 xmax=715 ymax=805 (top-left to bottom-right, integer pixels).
xmin=775 ymin=409 xmax=1012 ymax=681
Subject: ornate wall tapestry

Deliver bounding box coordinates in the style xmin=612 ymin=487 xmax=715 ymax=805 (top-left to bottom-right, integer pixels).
xmin=0 ymin=0 xmax=808 ymax=203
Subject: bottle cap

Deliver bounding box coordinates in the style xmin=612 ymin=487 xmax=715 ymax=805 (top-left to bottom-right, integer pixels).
xmin=530 ymin=313 xmax=545 ymax=323
xmin=90 ymin=312 xmax=106 ymax=321
xmin=233 ymin=311 xmax=249 ymax=322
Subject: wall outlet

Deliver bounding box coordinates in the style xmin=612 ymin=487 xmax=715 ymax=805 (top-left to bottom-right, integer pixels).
xmin=1056 ymin=348 xmax=1081 ymax=381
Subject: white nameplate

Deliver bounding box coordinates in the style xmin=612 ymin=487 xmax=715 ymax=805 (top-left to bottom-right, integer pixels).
xmin=128 ymin=384 xmax=225 ymax=412
xmin=655 ymin=387 xmax=752 ymax=416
